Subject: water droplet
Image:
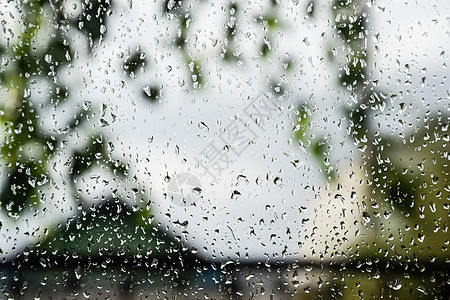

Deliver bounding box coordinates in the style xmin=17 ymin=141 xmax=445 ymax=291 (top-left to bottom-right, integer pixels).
xmin=100 ymin=25 xmax=107 ymax=35
xmin=164 ymin=174 xmax=171 ymax=183
xmin=362 ymin=212 xmax=371 ymax=223
xmin=44 ymin=54 xmax=52 ymax=63
xmin=24 ymin=88 xmax=31 ymax=98
xmin=388 ymin=278 xmax=402 ymax=290
xmin=82 ymin=101 xmax=91 ymax=111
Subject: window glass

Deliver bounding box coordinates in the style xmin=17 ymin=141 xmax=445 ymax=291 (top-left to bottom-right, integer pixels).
xmin=0 ymin=0 xmax=448 ymax=298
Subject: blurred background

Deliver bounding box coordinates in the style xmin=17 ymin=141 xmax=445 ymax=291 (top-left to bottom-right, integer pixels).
xmin=0 ymin=0 xmax=448 ymax=298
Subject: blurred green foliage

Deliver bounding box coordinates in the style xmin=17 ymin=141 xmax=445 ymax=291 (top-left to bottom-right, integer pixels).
xmin=0 ymin=0 xmax=127 ymax=217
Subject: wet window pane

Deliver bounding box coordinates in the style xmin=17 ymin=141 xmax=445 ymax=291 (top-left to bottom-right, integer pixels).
xmin=0 ymin=0 xmax=448 ymax=298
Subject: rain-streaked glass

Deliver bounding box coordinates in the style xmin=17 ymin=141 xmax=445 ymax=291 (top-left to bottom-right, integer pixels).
xmin=0 ymin=0 xmax=448 ymax=298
